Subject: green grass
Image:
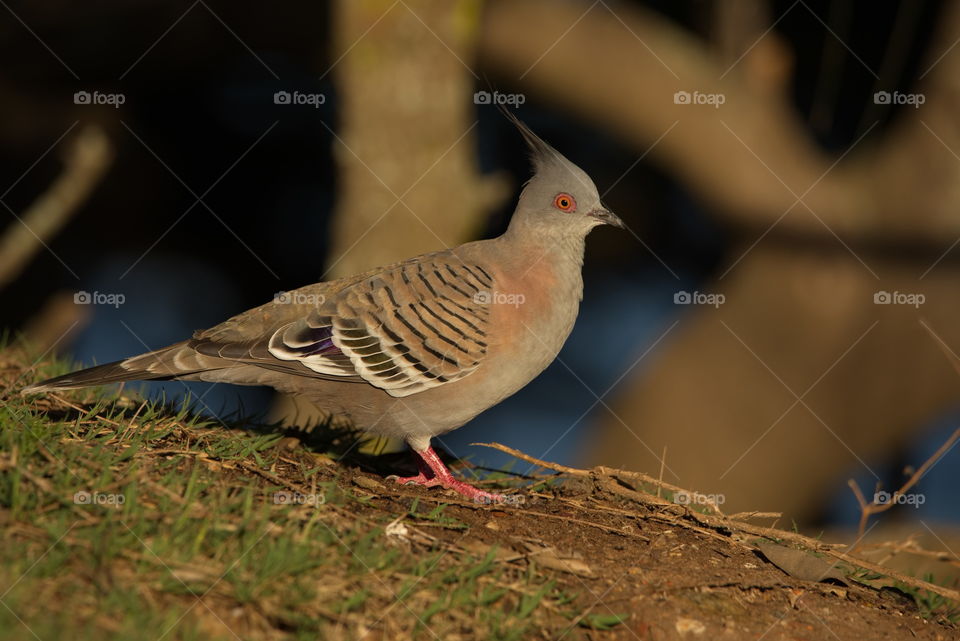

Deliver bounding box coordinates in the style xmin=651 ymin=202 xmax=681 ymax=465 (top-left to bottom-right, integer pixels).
xmin=894 ymin=574 xmax=960 ymax=623
xmin=0 ymin=350 xmax=609 ymax=640
xmin=5 ymin=345 xmax=960 ymax=638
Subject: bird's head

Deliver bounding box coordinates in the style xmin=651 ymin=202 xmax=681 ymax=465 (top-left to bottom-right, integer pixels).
xmin=504 ymin=110 xmax=624 ymax=237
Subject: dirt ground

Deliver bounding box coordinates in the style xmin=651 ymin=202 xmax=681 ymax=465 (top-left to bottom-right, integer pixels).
xmin=3 ymin=364 xmax=958 ymax=640
xmin=283 ymin=438 xmax=959 ymax=641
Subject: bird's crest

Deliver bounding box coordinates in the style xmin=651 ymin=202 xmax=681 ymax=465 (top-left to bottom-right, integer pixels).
xmin=499 ymin=105 xmax=596 ymax=197
xmin=498 ymin=105 xmax=570 ymax=175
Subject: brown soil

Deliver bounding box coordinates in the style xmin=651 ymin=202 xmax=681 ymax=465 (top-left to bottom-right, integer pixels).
xmin=8 ymin=376 xmax=958 ymax=640
xmin=275 ymin=436 xmax=959 ymax=641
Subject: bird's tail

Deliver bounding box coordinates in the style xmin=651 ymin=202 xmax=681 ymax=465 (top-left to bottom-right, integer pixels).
xmin=21 ymin=341 xmax=211 ymax=394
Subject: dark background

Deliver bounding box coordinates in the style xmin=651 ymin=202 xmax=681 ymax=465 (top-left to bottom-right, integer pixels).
xmin=1 ymin=0 xmax=954 ymax=529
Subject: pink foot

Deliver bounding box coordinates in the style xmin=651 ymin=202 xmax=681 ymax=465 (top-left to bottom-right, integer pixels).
xmin=389 ymin=446 xmax=506 ymax=504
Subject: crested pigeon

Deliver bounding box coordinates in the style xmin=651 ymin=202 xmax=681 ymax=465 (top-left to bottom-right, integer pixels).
xmin=23 ymin=112 xmax=624 ymax=503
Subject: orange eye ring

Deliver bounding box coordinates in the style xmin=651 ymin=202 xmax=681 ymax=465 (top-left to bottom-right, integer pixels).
xmin=553 ymin=193 xmax=576 ymax=212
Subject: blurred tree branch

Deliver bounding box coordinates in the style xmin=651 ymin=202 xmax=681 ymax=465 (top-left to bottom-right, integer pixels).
xmin=478 ymin=0 xmax=960 ymax=244
xmin=478 ymin=0 xmax=960 ymax=524
xmin=0 ymin=125 xmax=113 ymax=290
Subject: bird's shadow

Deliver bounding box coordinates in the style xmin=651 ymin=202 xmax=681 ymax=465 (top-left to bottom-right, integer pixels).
xmin=25 ymin=393 xmax=458 ymax=479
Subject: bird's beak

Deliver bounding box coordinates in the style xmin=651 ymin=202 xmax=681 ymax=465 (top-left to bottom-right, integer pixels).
xmin=589 ymin=207 xmax=626 ymax=229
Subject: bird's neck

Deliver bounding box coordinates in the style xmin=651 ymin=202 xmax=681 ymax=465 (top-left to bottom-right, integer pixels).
xmin=501 ymin=217 xmax=589 ymax=272
xmin=497 ymin=221 xmax=588 ymax=300
xmin=490 ymin=218 xmax=587 ymax=361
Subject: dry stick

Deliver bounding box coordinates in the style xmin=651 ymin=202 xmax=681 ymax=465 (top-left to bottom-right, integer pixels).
xmin=388 ymin=485 xmax=653 ymax=543
xmin=728 ymin=512 xmax=782 ymax=521
xmin=117 ymin=399 xmax=150 ymax=442
xmin=848 ymin=427 xmax=960 ymax=540
xmin=237 ymin=460 xmax=305 ymax=495
xmin=475 ymin=442 xmax=960 ymax=603
xmin=656 ymin=445 xmax=666 ymax=499
xmin=863 ymin=539 xmax=960 ymax=566
xmin=871 ymin=536 xmax=923 ymax=568
xmin=50 ymin=394 xmax=123 ymax=427
xmin=620 ymin=481 xmax=960 ymax=602
xmin=41 ymin=398 xmax=960 ymax=603
xmin=0 ymin=125 xmax=113 ymax=290
xmin=660 ymin=496 xmax=960 ymax=602
xmin=472 ymin=442 xmax=588 ymax=477
xmin=922 ymin=318 xmax=960 ymax=379
xmin=473 ymin=442 xmax=726 ymax=516
xmin=526 ymin=510 xmax=651 ymax=543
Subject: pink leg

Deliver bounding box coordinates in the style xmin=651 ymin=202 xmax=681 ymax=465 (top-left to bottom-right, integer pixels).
xmin=389 ymin=446 xmax=505 ymax=504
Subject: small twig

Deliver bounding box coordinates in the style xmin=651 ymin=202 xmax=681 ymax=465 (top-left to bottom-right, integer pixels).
xmin=49 ymin=394 xmax=123 ymax=427
xmin=117 ymin=399 xmax=150 ymax=442
xmin=526 ymin=510 xmax=651 ymax=542
xmin=825 ymin=548 xmax=960 ymax=602
xmin=480 ymin=441 xmax=960 ymax=604
xmin=848 ymin=427 xmax=960 ymax=540
xmin=728 ymin=511 xmax=783 ymax=521
xmin=471 ymin=442 xmax=588 ymax=476
xmin=872 ymin=536 xmax=922 ymax=567
xmin=463 ymin=464 xmax=552 ymax=481
xmin=860 ymin=538 xmax=960 ymax=566
xmin=921 ymin=319 xmax=960 ymax=379
xmin=473 ymin=441 xmax=725 ymax=514
xmin=656 ymin=445 xmax=666 ymax=499
xmin=237 ymin=460 xmax=305 ymax=494
xmin=597 ymin=475 xmax=673 ymax=510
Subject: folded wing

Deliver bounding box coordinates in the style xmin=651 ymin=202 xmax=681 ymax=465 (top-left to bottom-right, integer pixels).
xmin=195 ymin=255 xmax=495 ymax=397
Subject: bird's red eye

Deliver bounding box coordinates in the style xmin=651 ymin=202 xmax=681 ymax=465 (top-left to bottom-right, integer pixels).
xmin=553 ymin=193 xmax=576 ymax=212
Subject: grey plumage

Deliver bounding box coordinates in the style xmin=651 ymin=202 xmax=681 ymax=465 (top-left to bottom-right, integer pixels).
xmin=23 ymin=112 xmax=624 ymax=502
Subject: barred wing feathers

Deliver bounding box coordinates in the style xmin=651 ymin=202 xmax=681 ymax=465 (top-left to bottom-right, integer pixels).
xmin=262 ymin=256 xmax=494 ymax=397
